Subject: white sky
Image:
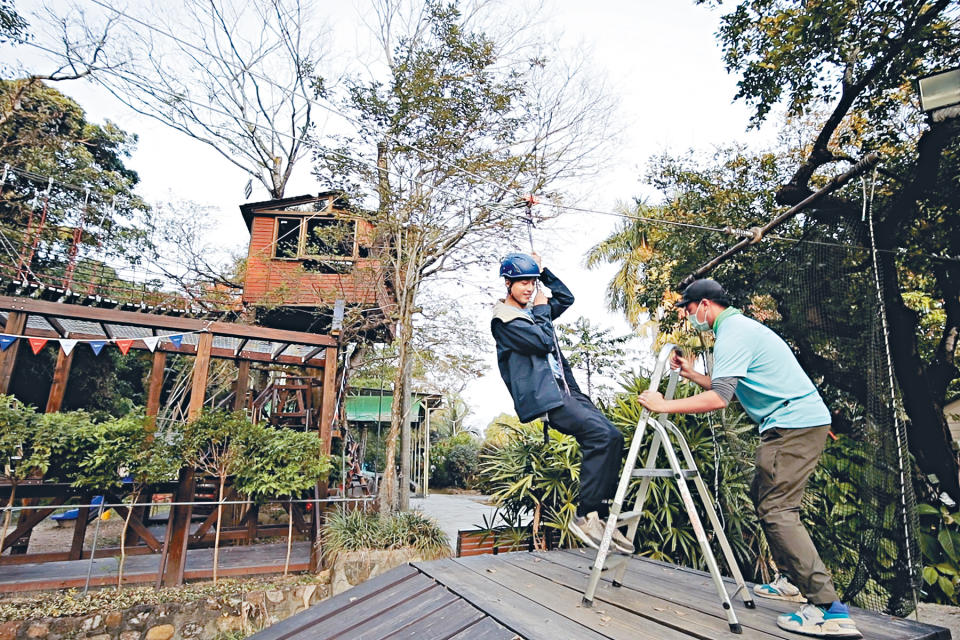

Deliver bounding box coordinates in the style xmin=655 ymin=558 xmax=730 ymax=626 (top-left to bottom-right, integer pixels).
xmin=6 ymin=0 xmax=776 ymax=432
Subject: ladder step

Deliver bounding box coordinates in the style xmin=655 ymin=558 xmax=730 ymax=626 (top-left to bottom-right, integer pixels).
xmin=631 ymin=468 xmax=698 ymax=478
xmin=617 ymin=510 xmax=642 ymax=523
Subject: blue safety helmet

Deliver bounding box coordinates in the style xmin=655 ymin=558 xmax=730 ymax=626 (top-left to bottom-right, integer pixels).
xmin=499 ymin=253 xmax=540 ymax=280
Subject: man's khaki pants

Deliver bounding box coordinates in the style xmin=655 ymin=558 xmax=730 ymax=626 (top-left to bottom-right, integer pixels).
xmin=752 ymin=424 xmax=838 ymax=605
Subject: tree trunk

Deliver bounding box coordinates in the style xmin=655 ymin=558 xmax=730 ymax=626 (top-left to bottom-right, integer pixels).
xmin=1 ymin=483 xmax=16 ymax=555
xmin=117 ymin=488 xmax=140 ymax=589
xmin=213 ymin=475 xmax=225 ymax=583
xmin=378 ymin=285 xmax=416 ymax=513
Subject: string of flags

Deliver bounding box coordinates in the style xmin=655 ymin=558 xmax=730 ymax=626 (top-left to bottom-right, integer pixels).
xmin=0 ymin=330 xmax=204 ymax=356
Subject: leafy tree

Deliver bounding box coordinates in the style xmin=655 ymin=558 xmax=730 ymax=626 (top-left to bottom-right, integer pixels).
xmin=47 ymin=0 xmax=328 ymax=199
xmin=0 ymin=396 xmax=47 ymax=553
xmin=180 ymin=410 xmax=256 ymax=583
xmin=234 ymin=424 xmax=331 ymax=575
xmin=0 ymin=79 xmax=151 ymax=284
xmin=63 ymin=413 xmax=178 ymax=587
xmin=0 ymin=0 xmax=27 ymax=44
xmin=317 ymin=1 xmax=614 ymax=512
xmin=557 ymin=316 xmax=632 ymax=400
xmin=688 ymin=0 xmax=960 ymax=500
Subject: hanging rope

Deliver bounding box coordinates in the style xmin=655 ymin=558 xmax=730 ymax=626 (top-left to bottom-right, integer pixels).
xmin=863 ymin=166 xmax=921 ymax=616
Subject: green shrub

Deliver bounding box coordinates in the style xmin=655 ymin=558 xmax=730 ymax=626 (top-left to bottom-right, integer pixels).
xmin=322 ymin=507 xmax=449 ymax=559
xmin=430 ymin=432 xmax=480 ymax=488
xmin=918 ymin=502 xmax=960 ymax=604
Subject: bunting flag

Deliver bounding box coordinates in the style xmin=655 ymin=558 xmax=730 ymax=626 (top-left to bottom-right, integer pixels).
xmin=28 ymin=337 xmax=47 ymax=355
xmin=115 ymin=339 xmax=134 ymax=355
xmin=60 ymin=339 xmax=78 ymax=356
xmin=167 ymin=334 xmax=183 ymax=349
xmin=89 ymin=340 xmax=106 ymax=356
xmin=142 ymin=336 xmax=160 ymax=352
xmin=0 ymin=335 xmax=16 ymax=351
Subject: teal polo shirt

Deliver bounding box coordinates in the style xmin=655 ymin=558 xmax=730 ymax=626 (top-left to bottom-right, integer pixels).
xmin=712 ymin=310 xmax=831 ymax=433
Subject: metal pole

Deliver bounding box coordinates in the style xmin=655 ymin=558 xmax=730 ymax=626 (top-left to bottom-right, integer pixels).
xmin=83 ymin=500 xmax=106 ymax=594
xmin=677 ymin=152 xmax=881 ymax=289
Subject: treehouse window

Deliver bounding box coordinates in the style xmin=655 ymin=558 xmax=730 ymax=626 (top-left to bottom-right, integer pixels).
xmin=275 ymin=217 xmax=302 ymax=258
xmin=303 ymin=218 xmax=355 ymax=258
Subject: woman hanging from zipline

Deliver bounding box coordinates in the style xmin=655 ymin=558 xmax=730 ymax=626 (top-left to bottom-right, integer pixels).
xmin=490 ymin=251 xmax=633 ymax=553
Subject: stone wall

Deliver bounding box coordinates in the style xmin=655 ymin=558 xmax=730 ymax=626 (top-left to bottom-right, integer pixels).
xmin=0 ymin=577 xmax=331 ymax=640
xmin=0 ymin=547 xmax=431 ymax=640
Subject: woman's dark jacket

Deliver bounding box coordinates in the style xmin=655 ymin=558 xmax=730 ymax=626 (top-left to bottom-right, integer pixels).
xmin=491 ymin=268 xmax=581 ymax=423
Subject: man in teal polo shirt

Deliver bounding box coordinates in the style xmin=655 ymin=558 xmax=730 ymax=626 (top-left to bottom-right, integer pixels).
xmin=637 ymin=278 xmax=861 ymax=639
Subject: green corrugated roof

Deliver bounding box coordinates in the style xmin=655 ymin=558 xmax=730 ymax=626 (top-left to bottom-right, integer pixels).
xmin=346 ymin=395 xmax=423 ymax=423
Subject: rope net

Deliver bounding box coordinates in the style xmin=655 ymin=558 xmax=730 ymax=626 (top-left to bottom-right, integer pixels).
xmin=717 ymin=217 xmax=921 ymax=615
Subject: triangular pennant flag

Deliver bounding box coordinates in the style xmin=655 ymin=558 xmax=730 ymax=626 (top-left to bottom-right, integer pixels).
xmin=28 ymin=337 xmax=47 ymax=355
xmin=167 ymin=334 xmax=183 ymax=349
xmin=0 ymin=335 xmax=16 ymax=351
xmin=60 ymin=339 xmax=78 ymax=356
xmin=142 ymin=336 xmax=160 ymax=352
xmin=89 ymin=340 xmax=106 ymax=356
xmin=115 ymin=339 xmax=133 ymax=355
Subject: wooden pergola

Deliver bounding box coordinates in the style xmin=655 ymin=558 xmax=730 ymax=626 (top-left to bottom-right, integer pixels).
xmin=0 ymin=295 xmax=340 ymax=585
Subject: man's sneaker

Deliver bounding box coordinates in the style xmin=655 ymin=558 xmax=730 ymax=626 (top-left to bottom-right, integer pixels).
xmin=754 ymin=574 xmax=807 ymax=602
xmin=777 ymin=602 xmax=862 ymax=638
xmin=569 ymin=512 xmax=604 ymax=549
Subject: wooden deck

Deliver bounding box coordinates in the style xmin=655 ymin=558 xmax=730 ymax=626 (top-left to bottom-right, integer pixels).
xmin=0 ymin=541 xmax=310 ymax=592
xmin=250 ymin=549 xmax=951 ymax=640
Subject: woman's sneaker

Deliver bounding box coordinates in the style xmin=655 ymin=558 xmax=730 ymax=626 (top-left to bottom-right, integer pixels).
xmin=777 ymin=602 xmax=862 ymax=638
xmin=569 ymin=512 xmax=635 ymax=554
xmin=569 ymin=512 xmax=604 ymax=549
xmin=754 ymin=574 xmax=807 ymax=602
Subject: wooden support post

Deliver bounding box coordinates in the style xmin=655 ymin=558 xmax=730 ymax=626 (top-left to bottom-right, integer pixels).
xmin=45 ymin=348 xmax=74 ymax=413
xmin=0 ymin=311 xmax=26 ymax=394
xmin=233 ymin=359 xmax=250 ymax=412
xmin=319 ymin=347 xmax=337 ymax=455
xmin=68 ymin=505 xmax=90 ymax=561
xmin=145 ymin=350 xmax=166 ymax=433
xmin=158 ymin=466 xmax=195 ymax=588
xmin=188 ymin=332 xmax=213 ymax=420
xmin=159 ymin=332 xmax=211 ymax=587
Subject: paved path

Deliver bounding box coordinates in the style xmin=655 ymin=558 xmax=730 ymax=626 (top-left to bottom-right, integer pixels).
xmin=410 ymin=493 xmax=513 ymax=551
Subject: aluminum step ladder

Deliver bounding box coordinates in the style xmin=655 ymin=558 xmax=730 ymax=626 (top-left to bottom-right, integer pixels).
xmin=581 ymin=343 xmax=755 ymax=634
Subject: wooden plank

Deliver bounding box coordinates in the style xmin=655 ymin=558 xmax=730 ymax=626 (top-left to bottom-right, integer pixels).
xmin=500 ymin=553 xmax=757 ymax=640
xmin=447 ymin=617 xmax=519 ymax=640
xmin=188 ymin=331 xmax=214 ymax=420
xmin=145 ymin=350 xmax=166 ymax=431
xmin=67 ymin=505 xmax=90 ymax=560
xmin=0 ymin=310 xmax=25 ymax=393
xmin=0 ymin=496 xmax=66 ymax=554
xmin=107 ymin=502 xmax=163 ymax=552
xmin=379 ymin=598 xmax=485 ymax=640
xmin=299 ymin=583 xmax=457 ymax=640
xmin=590 ymin=551 xmax=950 ymax=640
xmin=158 ymin=467 xmax=195 ymax=587
xmin=0 ymin=296 xmax=337 ymax=346
xmin=413 ymin=558 xmax=610 ymax=640
xmin=454 ymin=554 xmax=693 ymax=640
xmin=551 ymin=550 xmax=948 ymax=640
xmin=45 ymin=347 xmax=74 ymax=412
xmin=234 ymin=360 xmax=250 ymax=411
xmin=250 ymin=565 xmax=422 ymax=640
xmin=319 ymin=346 xmax=337 ymax=454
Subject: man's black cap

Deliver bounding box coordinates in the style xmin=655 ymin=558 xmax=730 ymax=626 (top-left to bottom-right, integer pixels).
xmin=675 ymin=278 xmax=731 ymax=307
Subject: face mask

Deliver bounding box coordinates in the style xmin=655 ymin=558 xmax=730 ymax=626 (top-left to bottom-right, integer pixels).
xmin=688 ymin=301 xmax=711 ymax=332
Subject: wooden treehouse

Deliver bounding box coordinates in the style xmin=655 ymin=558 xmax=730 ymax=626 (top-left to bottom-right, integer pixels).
xmin=0 ymin=193 xmax=399 ymax=590
xmin=240 ymin=193 xmax=394 ymax=335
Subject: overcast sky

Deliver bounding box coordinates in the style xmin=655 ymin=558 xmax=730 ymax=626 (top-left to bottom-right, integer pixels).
xmin=8 ymin=0 xmax=776 ymax=432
